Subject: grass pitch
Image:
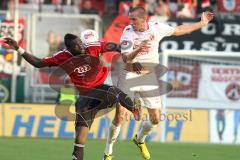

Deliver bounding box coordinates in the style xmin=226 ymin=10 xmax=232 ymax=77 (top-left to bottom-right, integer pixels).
xmin=0 ymin=137 xmax=239 ymax=160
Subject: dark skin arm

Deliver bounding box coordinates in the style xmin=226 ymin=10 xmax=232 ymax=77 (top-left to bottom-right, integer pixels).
xmin=99 ymin=42 xmax=121 ymax=65
xmin=102 ymin=41 xmax=150 ymax=63
xmin=100 ymin=41 xmax=150 ymax=74
xmin=3 ymin=37 xmax=47 ymax=68
xmin=102 ymin=42 xmax=121 ymax=52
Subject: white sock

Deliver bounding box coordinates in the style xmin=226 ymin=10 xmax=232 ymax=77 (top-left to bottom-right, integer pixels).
xmin=104 ymin=123 xmax=121 ymax=155
xmin=137 ymin=121 xmax=157 ymax=143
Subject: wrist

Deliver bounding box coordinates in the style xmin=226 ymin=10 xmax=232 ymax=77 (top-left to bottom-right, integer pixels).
xmin=16 ymin=47 xmax=25 ymax=55
xmin=14 ymin=46 xmax=19 ymax=50
xmin=200 ymin=20 xmax=207 ymax=27
xmin=135 ymin=47 xmax=142 ymax=52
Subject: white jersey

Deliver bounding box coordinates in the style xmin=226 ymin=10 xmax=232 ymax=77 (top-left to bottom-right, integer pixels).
xmin=120 ymin=21 xmax=175 ymax=64
xmin=117 ymin=22 xmax=175 ymax=108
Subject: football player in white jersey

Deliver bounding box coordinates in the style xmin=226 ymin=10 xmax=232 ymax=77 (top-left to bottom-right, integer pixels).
xmin=103 ymin=6 xmax=214 ymax=160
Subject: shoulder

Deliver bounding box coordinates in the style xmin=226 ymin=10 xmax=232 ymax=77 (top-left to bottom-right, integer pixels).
xmin=123 ymin=25 xmax=133 ymax=33
xmin=121 ymin=25 xmax=134 ymax=40
xmin=52 ymin=49 xmax=72 ymax=59
xmin=148 ymin=21 xmax=162 ymax=28
xmin=153 ymin=21 xmax=173 ymax=29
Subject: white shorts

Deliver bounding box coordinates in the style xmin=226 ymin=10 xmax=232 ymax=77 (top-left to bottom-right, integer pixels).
xmin=117 ymin=70 xmax=163 ymax=109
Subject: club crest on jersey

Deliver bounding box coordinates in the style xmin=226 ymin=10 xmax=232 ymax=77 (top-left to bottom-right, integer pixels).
xmin=74 ymin=64 xmax=91 ymax=74
xmin=150 ymin=35 xmax=155 ymax=40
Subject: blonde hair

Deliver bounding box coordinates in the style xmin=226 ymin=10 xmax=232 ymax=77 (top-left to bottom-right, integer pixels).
xmin=129 ymin=6 xmax=147 ymax=18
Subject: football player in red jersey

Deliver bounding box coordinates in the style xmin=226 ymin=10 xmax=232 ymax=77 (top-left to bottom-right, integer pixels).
xmin=2 ymin=31 xmax=144 ymax=160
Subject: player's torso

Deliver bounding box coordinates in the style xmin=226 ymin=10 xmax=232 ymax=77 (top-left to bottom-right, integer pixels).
xmin=130 ymin=22 xmax=164 ymax=64
xmin=60 ymin=54 xmax=108 ymax=89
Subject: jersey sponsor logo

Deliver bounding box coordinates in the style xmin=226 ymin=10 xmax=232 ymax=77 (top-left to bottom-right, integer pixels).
xmin=74 ymin=64 xmax=91 ymax=75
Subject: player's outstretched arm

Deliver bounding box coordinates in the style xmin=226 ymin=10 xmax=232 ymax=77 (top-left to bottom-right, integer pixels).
xmin=3 ymin=38 xmax=47 ymax=68
xmin=173 ymin=12 xmax=214 ymax=36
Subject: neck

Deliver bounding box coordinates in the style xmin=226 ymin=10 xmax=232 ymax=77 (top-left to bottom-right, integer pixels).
xmin=135 ymin=22 xmax=148 ymax=32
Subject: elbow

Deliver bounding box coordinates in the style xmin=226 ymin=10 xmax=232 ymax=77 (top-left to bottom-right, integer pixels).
xmin=34 ymin=65 xmax=42 ymax=68
xmin=174 ymin=30 xmax=183 ymax=36
xmin=34 ymin=62 xmax=45 ymax=68
xmin=174 ymin=27 xmax=189 ymax=36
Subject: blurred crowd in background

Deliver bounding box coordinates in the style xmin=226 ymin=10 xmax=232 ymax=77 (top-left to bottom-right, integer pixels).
xmin=0 ymin=0 xmax=227 ymax=18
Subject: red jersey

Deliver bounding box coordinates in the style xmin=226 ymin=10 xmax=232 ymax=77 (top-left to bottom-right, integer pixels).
xmin=42 ymin=41 xmax=109 ymax=93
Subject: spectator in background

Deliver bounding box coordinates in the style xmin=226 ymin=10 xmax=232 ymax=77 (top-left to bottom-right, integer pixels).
xmin=118 ymin=0 xmax=132 ymax=15
xmin=80 ymin=0 xmax=99 ymax=14
xmin=143 ymin=0 xmax=154 ymax=16
xmin=28 ymin=0 xmax=44 ymax=11
xmin=72 ymin=0 xmax=82 ymax=13
xmin=55 ymin=0 xmax=64 ymax=13
xmin=0 ymin=0 xmax=8 ymax=10
xmin=5 ymin=0 xmax=15 ymax=20
xmin=132 ymin=0 xmax=144 ymax=8
xmin=177 ymin=0 xmax=197 ymax=18
xmin=56 ymin=35 xmax=65 ymax=50
xmin=196 ymin=0 xmax=212 ymax=16
xmin=104 ymin=0 xmax=117 ymax=14
xmin=234 ymin=110 xmax=240 ymax=143
xmin=47 ymin=31 xmax=60 ymax=56
xmin=43 ymin=0 xmax=52 ymax=4
xmin=216 ymin=109 xmax=225 ymax=141
xmin=144 ymin=0 xmax=156 ymax=15
xmin=19 ymin=0 xmax=27 ymax=3
xmin=119 ymin=0 xmax=153 ymax=16
xmin=167 ymin=0 xmax=179 ymax=17
xmin=154 ymin=0 xmax=171 ymax=17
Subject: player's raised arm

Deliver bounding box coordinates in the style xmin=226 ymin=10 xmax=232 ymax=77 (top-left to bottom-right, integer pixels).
xmin=3 ymin=37 xmax=47 ymax=68
xmin=173 ymin=12 xmax=214 ymax=36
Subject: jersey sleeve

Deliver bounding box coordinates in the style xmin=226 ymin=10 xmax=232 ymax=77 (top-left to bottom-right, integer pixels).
xmin=84 ymin=41 xmax=101 ymax=57
xmin=120 ymin=26 xmax=134 ymax=55
xmin=41 ymin=51 xmax=65 ymax=67
xmin=155 ymin=22 xmax=175 ymax=37
xmin=100 ymin=41 xmax=120 ymax=53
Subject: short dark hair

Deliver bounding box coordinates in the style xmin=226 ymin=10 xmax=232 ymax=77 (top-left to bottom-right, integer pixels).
xmin=64 ymin=33 xmax=78 ymax=49
xmin=129 ymin=6 xmax=147 ymax=18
